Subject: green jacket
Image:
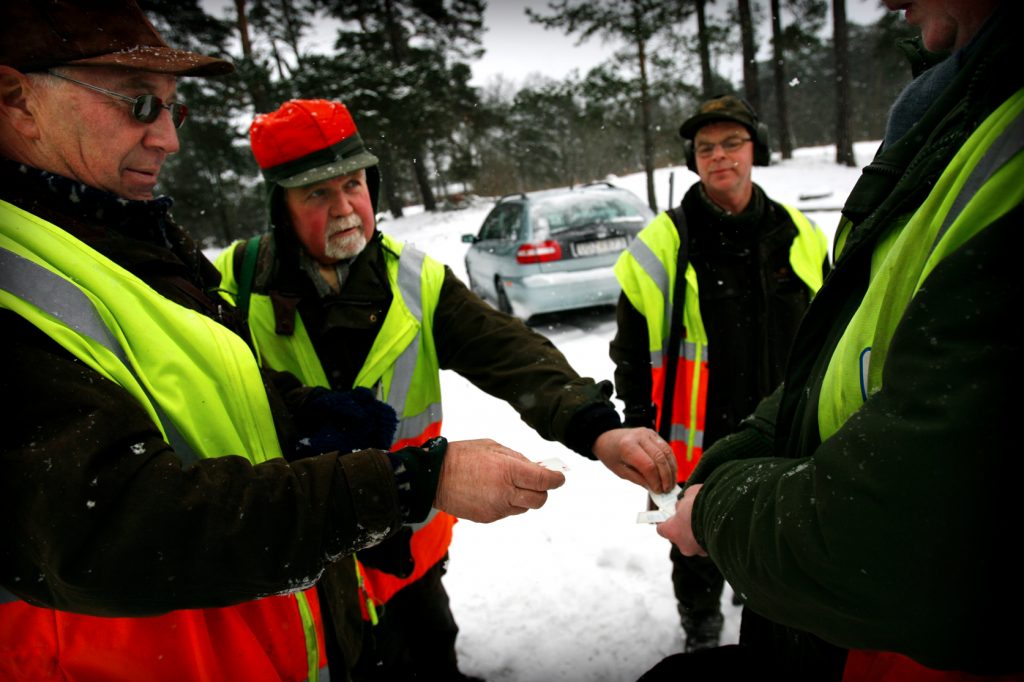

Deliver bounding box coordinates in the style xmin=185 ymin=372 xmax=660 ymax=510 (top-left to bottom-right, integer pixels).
xmin=0 ymin=162 xmax=401 ymax=674
xmin=688 ymin=8 xmax=1023 ymax=675
xmin=0 ymin=197 xmax=327 ymax=681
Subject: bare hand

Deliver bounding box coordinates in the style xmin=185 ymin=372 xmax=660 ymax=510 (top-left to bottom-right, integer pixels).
xmin=656 ymin=484 xmax=707 ymax=556
xmin=592 ymin=427 xmax=676 ymax=493
xmin=433 ymin=439 xmax=566 ymax=523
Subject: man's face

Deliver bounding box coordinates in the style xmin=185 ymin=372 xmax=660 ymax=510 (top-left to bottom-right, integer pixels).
xmin=882 ymin=1 xmax=980 ymax=52
xmin=694 ymin=121 xmax=754 ymax=205
xmin=283 ymin=169 xmax=376 ymax=264
xmin=32 ymin=67 xmax=181 ymax=201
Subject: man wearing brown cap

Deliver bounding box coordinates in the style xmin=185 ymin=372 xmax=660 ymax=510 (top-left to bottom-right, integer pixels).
xmin=0 ymin=2 xmax=568 ymax=680
xmin=611 ymin=94 xmax=829 ymax=652
xmin=214 ymin=98 xmax=679 ymax=680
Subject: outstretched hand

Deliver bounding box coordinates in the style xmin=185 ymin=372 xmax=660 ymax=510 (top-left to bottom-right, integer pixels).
xmin=434 ymin=439 xmax=566 ymax=523
xmin=592 ymin=427 xmax=676 ymax=493
xmin=656 ymin=483 xmax=707 ymax=556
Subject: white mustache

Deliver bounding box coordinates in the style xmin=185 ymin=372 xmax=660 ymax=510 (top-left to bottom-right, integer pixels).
xmin=327 ymin=214 xmax=362 ymax=235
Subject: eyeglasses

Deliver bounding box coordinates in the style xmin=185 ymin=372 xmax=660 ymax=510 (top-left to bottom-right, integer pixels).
xmin=694 ymin=136 xmax=751 ymax=158
xmin=48 ymin=71 xmax=188 ymax=129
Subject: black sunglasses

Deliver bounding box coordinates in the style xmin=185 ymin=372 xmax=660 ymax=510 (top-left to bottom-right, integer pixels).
xmin=47 ymin=71 xmax=188 ymax=129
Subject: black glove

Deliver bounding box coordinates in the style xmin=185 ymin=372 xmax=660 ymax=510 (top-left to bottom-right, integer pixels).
xmin=292 ymin=387 xmax=398 ymax=460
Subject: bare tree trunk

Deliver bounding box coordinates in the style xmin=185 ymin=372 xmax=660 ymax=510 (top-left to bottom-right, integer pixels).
xmin=269 ymin=39 xmax=289 ymax=81
xmin=737 ymin=0 xmax=761 ymax=113
xmin=832 ymin=0 xmax=855 ymax=166
xmin=234 ymin=0 xmax=253 ymax=56
xmin=232 ymin=0 xmax=273 ymax=113
xmin=376 ymin=142 xmax=404 ymax=219
xmin=637 ymin=35 xmax=658 ymax=213
xmin=275 ymin=0 xmax=306 ymax=71
xmin=409 ymin=144 xmax=438 ymax=212
xmin=696 ymin=0 xmax=714 ymax=97
xmin=770 ymin=0 xmax=793 ymax=158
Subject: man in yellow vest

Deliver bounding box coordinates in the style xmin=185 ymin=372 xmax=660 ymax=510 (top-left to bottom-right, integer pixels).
xmin=611 ymin=95 xmax=829 ymax=652
xmin=216 ymin=98 xmax=678 ymax=680
xmin=648 ymin=0 xmax=1022 ymax=679
xmin=0 ymin=2 xmax=568 ymax=680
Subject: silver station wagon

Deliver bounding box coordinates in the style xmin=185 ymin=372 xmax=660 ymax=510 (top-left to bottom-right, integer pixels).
xmin=462 ymin=183 xmax=654 ymax=322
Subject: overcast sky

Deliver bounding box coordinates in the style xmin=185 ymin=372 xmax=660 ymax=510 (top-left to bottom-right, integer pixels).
xmin=199 ymin=0 xmax=890 ymax=89
xmin=472 ymin=0 xmax=889 ymax=88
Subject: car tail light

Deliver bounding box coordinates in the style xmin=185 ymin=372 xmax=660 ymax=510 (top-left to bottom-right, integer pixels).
xmin=516 ymin=240 xmax=562 ymax=263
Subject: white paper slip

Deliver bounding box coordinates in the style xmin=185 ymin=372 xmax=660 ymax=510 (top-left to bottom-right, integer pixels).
xmin=637 ymin=484 xmax=683 ymax=524
xmin=537 ymin=457 xmax=569 ymax=471
xmin=649 ymin=485 xmax=683 ymax=513
xmin=636 ymin=510 xmax=671 ymax=524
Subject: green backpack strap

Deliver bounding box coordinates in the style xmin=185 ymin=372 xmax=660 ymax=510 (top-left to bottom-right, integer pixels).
xmin=235 ymin=235 xmax=262 ymax=317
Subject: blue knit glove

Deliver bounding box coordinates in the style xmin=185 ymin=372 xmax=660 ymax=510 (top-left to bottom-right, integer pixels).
xmin=293 ymin=387 xmax=398 ymax=459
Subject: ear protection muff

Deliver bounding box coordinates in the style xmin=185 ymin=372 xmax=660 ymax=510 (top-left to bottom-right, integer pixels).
xmin=751 ymin=120 xmax=771 ymax=166
xmin=684 ymin=138 xmax=697 ymax=173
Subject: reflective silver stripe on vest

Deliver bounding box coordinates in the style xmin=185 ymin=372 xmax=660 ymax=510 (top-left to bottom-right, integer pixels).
xmin=389 ymin=245 xmax=442 ymax=442
xmin=931 ymin=107 xmax=1024 ymax=253
xmin=629 ymin=237 xmax=675 ymax=371
xmin=0 ymin=246 xmax=199 ymax=465
xmin=654 ymin=339 xmax=701 ymax=375
xmin=669 ymin=424 xmax=705 ymax=450
xmin=627 ymin=236 xmax=672 ymax=333
xmin=677 ymin=338 xmax=701 ymax=362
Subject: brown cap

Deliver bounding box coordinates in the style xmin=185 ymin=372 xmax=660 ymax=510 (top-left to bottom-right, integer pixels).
xmin=679 ymin=94 xmax=759 ymax=140
xmin=0 ymin=0 xmax=233 ymax=77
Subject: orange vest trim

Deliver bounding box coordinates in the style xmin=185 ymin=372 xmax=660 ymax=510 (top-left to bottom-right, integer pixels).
xmin=358 ymin=511 xmax=457 ymax=613
xmin=843 ymin=650 xmax=1023 ymax=682
xmin=651 ymin=342 xmax=709 ymax=482
xmin=0 ymin=589 xmax=327 ymax=682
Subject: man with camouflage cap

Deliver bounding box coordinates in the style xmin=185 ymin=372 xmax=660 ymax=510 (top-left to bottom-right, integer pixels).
xmin=611 ymin=94 xmax=828 ymax=651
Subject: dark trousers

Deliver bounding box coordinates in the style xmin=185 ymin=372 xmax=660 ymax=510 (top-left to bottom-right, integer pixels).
xmin=351 ymin=556 xmax=464 ymax=681
xmin=639 ymin=609 xmax=848 ymax=681
xmin=670 ymin=543 xmax=725 ymax=623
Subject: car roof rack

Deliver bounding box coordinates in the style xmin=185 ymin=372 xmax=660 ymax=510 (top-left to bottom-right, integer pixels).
xmin=496 ymin=192 xmax=528 ymax=204
xmin=573 ymin=180 xmax=619 ymax=190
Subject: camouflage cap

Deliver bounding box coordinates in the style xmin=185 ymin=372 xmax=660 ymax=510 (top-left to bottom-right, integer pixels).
xmin=679 ymin=94 xmax=759 ymax=139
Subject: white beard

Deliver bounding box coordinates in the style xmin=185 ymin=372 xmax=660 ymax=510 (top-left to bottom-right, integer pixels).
xmin=324 ymin=214 xmax=368 ymax=261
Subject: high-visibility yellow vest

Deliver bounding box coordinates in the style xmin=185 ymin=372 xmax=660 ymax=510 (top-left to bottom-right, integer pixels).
xmin=0 ymin=201 xmax=327 ymax=681
xmin=615 ymin=203 xmax=827 ymax=480
xmin=819 ymin=87 xmax=1024 ymax=441
xmin=216 ymin=233 xmax=452 ymax=612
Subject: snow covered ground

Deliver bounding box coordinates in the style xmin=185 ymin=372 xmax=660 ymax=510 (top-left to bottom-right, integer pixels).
xmin=206 ymin=141 xmax=878 ymax=681
xmin=369 ymin=143 xmax=876 ymax=681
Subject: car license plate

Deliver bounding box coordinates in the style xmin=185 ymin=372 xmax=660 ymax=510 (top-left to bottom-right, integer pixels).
xmin=572 ymin=236 xmax=627 ymax=257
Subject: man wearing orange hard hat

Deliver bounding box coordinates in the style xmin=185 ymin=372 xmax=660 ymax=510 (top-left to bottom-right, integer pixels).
xmin=215 ymin=98 xmax=680 ymax=680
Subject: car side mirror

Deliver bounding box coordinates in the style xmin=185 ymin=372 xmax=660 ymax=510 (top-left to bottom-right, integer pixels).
xmin=461 ymin=234 xmax=478 ymax=244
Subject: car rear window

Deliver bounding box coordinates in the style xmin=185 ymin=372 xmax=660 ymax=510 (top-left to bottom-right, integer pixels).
xmin=531 ymin=193 xmax=649 ymax=236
